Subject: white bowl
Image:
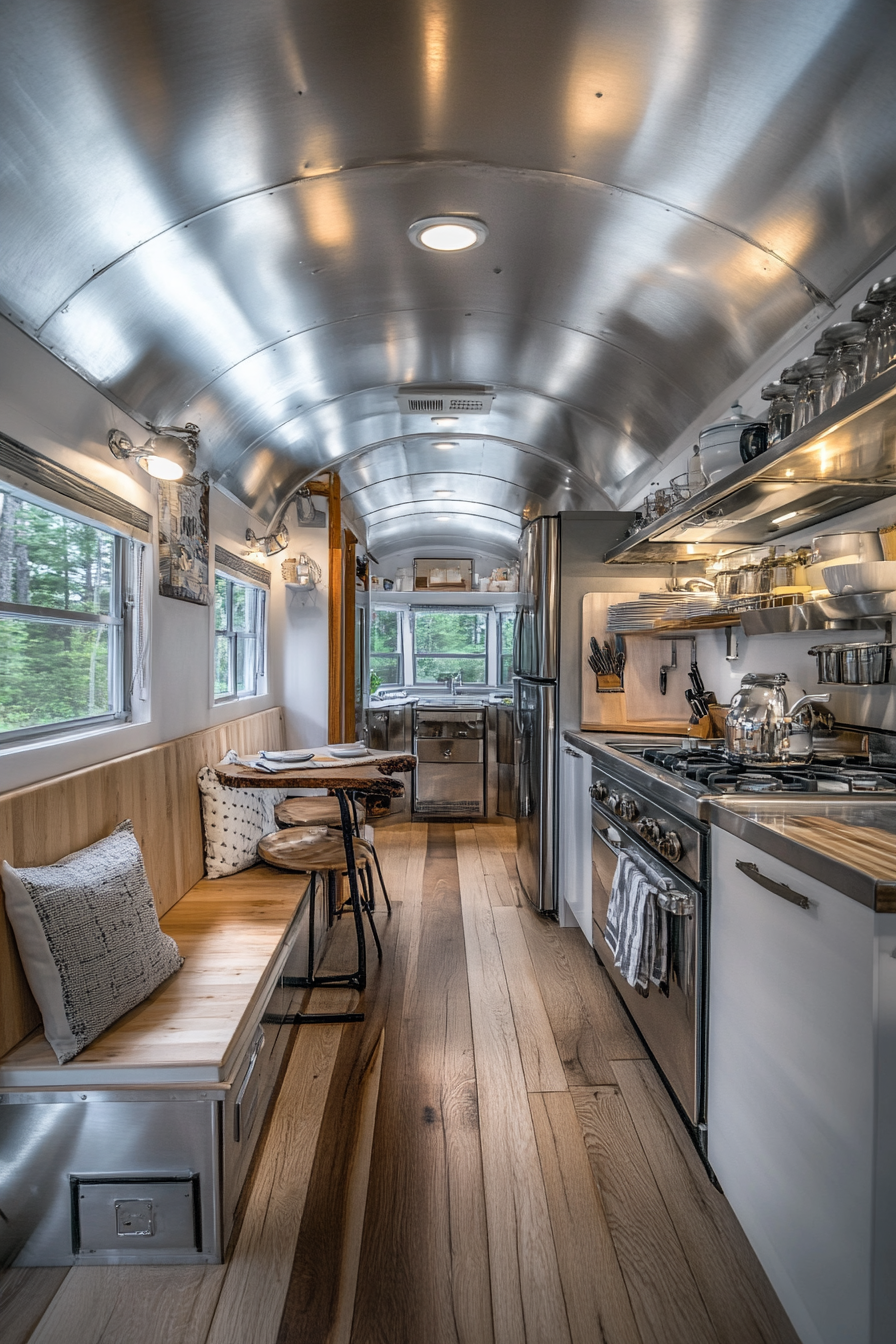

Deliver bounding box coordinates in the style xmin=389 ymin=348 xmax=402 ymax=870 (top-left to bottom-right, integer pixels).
xmin=821 ymin=561 xmax=896 ymax=595
xmin=811 ymin=530 xmax=883 ymax=564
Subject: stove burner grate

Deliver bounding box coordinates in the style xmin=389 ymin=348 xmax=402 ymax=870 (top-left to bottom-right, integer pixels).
xmin=637 ymin=747 xmax=896 ymax=794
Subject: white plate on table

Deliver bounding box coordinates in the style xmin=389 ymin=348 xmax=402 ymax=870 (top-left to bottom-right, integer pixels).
xmin=259 ymin=749 xmax=314 ymax=762
xmin=328 ymin=745 xmax=369 ymax=758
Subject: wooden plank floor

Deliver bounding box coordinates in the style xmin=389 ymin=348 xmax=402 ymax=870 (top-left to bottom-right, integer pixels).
xmin=1 ymin=822 xmax=799 ymax=1344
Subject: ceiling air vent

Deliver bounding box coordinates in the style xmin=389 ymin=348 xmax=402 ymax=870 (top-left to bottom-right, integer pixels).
xmin=396 ymin=386 xmax=495 ymax=415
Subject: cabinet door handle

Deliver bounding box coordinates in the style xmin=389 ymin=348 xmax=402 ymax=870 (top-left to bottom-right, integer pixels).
xmin=735 ymin=860 xmax=810 ymax=910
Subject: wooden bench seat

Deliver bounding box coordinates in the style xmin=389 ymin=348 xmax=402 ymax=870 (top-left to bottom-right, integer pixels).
xmin=0 ymin=865 xmax=309 ymax=1090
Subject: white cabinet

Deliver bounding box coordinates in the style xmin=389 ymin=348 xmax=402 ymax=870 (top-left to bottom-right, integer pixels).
xmin=709 ymin=828 xmax=896 ymax=1344
xmin=559 ymin=743 xmax=592 ymax=938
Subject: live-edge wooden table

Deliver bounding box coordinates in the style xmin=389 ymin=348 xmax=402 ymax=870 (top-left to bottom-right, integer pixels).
xmin=215 ymin=754 xmax=416 ymax=1024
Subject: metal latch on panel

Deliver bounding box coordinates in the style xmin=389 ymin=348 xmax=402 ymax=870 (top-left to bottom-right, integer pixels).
xmin=115 ymin=1199 xmax=154 ymax=1237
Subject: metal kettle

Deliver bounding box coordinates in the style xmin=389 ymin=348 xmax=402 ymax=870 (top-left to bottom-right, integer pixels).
xmin=725 ymin=673 xmax=830 ymax=761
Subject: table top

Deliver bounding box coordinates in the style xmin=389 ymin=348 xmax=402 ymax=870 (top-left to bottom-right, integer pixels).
xmin=214 ymin=754 xmax=416 ymax=794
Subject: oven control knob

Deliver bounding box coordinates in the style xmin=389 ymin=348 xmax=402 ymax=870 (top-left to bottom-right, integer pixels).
xmin=658 ymin=830 xmax=683 ymax=862
xmin=607 ymin=792 xmax=622 ymax=815
xmin=589 ymin=781 xmax=608 ymax=802
xmin=617 ymin=794 xmax=640 ymax=822
xmin=637 ymin=817 xmax=662 ymax=846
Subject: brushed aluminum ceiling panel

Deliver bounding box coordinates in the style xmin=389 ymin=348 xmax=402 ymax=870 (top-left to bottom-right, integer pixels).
xmin=1 ymin=0 xmax=895 ymax=550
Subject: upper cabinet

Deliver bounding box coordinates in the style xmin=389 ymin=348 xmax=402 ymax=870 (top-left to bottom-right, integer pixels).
xmin=605 ymin=364 xmax=896 ymax=564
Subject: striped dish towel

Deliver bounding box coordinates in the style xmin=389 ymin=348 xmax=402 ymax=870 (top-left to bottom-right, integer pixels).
xmin=605 ymin=850 xmax=672 ymax=995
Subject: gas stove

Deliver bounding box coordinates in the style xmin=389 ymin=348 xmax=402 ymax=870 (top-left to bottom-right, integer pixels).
xmin=637 ymin=746 xmax=896 ymax=796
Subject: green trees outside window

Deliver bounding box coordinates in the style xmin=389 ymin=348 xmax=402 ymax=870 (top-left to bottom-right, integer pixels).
xmin=370 ymin=607 xmax=402 ymax=686
xmin=215 ymin=574 xmax=265 ymax=701
xmin=0 ymin=489 xmax=129 ymax=740
xmin=499 ymin=610 xmax=517 ymax=684
xmin=413 ymin=609 xmax=487 ymax=684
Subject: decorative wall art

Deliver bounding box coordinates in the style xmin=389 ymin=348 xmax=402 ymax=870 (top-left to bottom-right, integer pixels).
xmin=158 ymin=472 xmax=210 ymax=605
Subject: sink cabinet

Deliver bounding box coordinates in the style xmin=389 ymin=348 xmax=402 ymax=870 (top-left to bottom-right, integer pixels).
xmin=413 ymin=708 xmax=485 ymax=817
xmin=709 ymin=829 xmax=896 ymax=1344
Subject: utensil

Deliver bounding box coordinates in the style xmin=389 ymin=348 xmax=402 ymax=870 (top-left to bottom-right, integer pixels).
xmin=822 ymin=561 xmax=896 ymax=595
xmin=698 ymin=402 xmax=755 ymax=482
xmin=840 ymin=642 xmax=893 ymax=685
xmin=807 ymin=645 xmax=843 ymax=684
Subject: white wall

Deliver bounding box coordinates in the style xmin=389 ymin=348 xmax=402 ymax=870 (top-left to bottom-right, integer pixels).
xmin=0 ymin=316 xmax=284 ymax=792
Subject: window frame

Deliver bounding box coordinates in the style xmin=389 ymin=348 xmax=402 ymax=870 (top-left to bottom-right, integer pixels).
xmin=497 ymin=608 xmax=517 ymax=686
xmin=213 ymin=572 xmax=266 ymax=703
xmin=410 ymin=606 xmax=490 ymax=687
xmin=0 ymin=485 xmax=134 ymax=747
xmin=370 ymin=605 xmax=404 ymax=688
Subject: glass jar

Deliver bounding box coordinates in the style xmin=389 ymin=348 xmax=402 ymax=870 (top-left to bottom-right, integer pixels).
xmin=760 ymin=381 xmax=795 ymax=446
xmin=864 ymin=276 xmax=896 ymax=379
xmin=819 ymin=321 xmax=867 ymax=412
xmin=790 ymin=355 xmax=828 ymax=431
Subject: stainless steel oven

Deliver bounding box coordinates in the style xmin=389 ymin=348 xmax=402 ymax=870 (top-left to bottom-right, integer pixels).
xmin=589 ymin=763 xmax=709 ymax=1138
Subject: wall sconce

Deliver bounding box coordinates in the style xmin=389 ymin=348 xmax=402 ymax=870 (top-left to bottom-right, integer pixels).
xmin=282 ymin=553 xmax=321 ymax=589
xmin=245 ymin=523 xmax=290 ymax=559
xmin=108 ymin=424 xmax=199 ymax=480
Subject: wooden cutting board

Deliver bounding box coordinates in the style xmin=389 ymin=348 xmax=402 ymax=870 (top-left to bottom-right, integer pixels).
xmin=782 ymin=815 xmax=896 ymax=880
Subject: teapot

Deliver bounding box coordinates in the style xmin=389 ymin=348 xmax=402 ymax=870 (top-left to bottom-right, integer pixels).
xmin=725 ymin=673 xmax=830 ymax=761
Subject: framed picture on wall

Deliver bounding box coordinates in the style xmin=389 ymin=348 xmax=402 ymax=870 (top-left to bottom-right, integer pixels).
xmin=414 ymin=558 xmax=473 ymax=591
xmin=158 ymin=472 xmax=210 ymax=605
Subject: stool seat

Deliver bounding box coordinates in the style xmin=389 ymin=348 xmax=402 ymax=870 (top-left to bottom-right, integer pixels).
xmin=275 ymin=796 xmax=366 ymax=829
xmin=259 ymin=829 xmax=372 ymax=874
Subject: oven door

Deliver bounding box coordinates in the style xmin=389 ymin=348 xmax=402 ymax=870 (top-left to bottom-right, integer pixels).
xmin=591 ymin=804 xmax=706 ymax=1127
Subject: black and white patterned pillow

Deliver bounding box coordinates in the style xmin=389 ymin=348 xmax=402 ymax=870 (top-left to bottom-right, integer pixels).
xmin=198 ymin=766 xmax=285 ymax=878
xmin=1 ymin=820 xmax=184 ymax=1064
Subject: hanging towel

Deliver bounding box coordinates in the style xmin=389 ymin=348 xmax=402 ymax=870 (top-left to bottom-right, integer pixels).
xmin=605 ymin=850 xmax=673 ymax=995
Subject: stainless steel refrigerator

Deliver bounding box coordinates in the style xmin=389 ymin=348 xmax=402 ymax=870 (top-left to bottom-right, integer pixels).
xmin=513 ymin=512 xmax=632 ymax=913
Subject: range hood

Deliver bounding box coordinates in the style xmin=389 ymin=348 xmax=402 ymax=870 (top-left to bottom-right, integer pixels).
xmin=605 ymin=364 xmax=896 ymax=564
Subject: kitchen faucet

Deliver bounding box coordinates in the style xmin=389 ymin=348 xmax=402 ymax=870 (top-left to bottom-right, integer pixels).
xmin=438 ymin=672 xmax=463 ymax=696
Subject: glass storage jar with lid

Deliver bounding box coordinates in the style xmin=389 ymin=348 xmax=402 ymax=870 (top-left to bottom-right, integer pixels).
xmin=760 ymin=381 xmax=796 ymax=446
xmin=819 ymin=321 xmax=868 ymax=412
xmin=789 ymin=355 xmax=828 ymax=431
xmin=865 ymin=275 xmax=896 ymax=379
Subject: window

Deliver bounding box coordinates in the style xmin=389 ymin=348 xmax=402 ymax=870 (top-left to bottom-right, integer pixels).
xmin=0 ymin=487 xmax=132 ymax=743
xmin=498 ymin=610 xmax=517 ymax=685
xmin=214 ymin=574 xmax=265 ymax=701
xmin=370 ymin=607 xmax=402 ymax=688
xmin=413 ymin=608 xmax=487 ymax=684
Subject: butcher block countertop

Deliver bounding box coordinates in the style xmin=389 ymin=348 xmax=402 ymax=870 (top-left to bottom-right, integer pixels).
xmin=710 ymin=798 xmax=896 ymax=911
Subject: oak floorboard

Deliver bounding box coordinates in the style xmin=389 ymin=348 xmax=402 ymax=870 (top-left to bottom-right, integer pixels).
xmin=474 ymin=828 xmax=519 ymax=906
xmin=517 ymin=903 xmax=645 ymax=1085
xmin=328 ymin=1031 xmax=385 ymax=1344
xmin=529 ymin=1091 xmax=640 ymax=1344
xmin=571 ymin=1085 xmax=717 ymax=1344
xmin=26 ymin=1265 xmax=228 ymax=1344
xmin=0 ymin=1267 xmax=70 ymax=1344
xmin=205 ymin=1017 xmax=346 ymax=1344
xmin=275 ymin=900 xmax=403 ymax=1344
xmin=351 ymin=823 xmax=493 ymax=1344
xmin=456 ymin=829 xmax=572 ymax=1344
xmin=491 ymin=907 xmax=567 ymax=1093
xmin=612 ymin=1059 xmax=801 ymax=1344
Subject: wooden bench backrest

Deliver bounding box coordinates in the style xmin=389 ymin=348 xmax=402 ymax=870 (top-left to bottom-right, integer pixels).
xmin=0 ymin=707 xmax=285 ymax=1057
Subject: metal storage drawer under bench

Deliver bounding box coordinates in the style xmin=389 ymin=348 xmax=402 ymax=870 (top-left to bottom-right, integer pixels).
xmin=0 ymin=882 xmax=326 ymax=1267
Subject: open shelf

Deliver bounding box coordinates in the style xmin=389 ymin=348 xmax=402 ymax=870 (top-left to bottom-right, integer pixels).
xmin=604 ymin=363 xmax=896 ymax=564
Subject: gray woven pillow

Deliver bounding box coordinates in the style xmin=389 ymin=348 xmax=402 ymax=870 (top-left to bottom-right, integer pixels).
xmin=198 ymin=766 xmax=285 ymax=878
xmin=1 ymin=820 xmax=183 ymax=1064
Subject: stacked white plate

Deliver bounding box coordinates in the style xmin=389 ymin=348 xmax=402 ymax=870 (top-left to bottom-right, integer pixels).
xmin=605 ymin=593 xmax=693 ymax=632
xmin=659 ymin=595 xmax=719 ymax=622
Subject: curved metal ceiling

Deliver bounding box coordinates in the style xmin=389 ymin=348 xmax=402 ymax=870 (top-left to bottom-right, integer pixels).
xmin=2 ymin=0 xmax=896 ymax=553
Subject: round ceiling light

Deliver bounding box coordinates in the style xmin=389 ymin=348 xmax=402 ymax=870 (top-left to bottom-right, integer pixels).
xmin=434 ymin=441 xmax=457 ymax=450
xmin=433 ymin=489 xmax=455 ymax=496
xmin=408 ymin=216 xmax=488 ymax=252
xmin=431 ymin=416 xmax=458 ymax=427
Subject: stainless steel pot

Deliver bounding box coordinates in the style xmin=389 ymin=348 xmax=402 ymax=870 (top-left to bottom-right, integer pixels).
xmin=840 ymin=642 xmax=893 ymax=685
xmin=724 ymin=673 xmax=830 ymax=761
xmin=808 ymin=645 xmax=843 ymax=683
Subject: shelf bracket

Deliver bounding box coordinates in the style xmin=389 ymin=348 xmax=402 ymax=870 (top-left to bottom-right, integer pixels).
xmin=725 ymin=625 xmax=739 ymax=661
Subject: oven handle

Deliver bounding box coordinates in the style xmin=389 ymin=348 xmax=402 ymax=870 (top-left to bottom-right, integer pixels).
xmin=592 ymin=811 xmax=695 ymax=917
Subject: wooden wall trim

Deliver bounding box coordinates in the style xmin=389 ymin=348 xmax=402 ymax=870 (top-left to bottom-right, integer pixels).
xmin=0 ymin=706 xmax=285 ymax=1059
xmin=343 ymin=528 xmax=358 ymax=742
xmin=327 ymin=474 xmax=343 ymax=744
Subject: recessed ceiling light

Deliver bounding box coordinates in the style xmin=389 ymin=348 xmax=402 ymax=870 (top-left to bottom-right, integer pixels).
xmin=772 ymin=510 xmax=799 ymax=525
xmin=432 ymin=416 xmax=458 ymax=427
xmin=434 ymin=489 xmax=454 ymax=496
xmin=408 ymin=216 xmax=489 ymax=252
xmin=434 ymin=442 xmax=457 ymax=450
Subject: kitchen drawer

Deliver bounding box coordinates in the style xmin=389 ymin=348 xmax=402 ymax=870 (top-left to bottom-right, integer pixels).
xmin=416 ymin=738 xmax=483 ymax=764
